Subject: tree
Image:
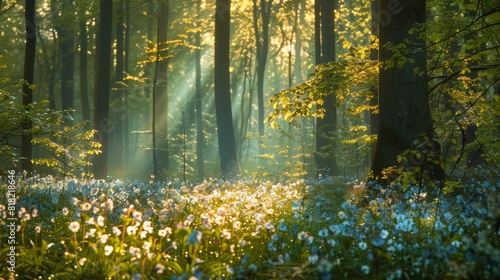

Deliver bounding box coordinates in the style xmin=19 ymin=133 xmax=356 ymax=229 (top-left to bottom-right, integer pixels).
xmin=92 ymin=0 xmax=113 ymax=179
xmin=369 ymin=0 xmax=443 ymax=185
xmin=214 ymin=0 xmax=240 ymax=177
xmin=21 ymin=0 xmax=36 ymax=174
xmin=112 ymin=0 xmax=125 ymax=173
xmin=58 ymin=0 xmax=75 ymax=118
xmin=78 ymin=0 xmax=91 ymax=126
xmin=151 ymin=0 xmax=170 ymax=178
xmin=252 ymin=0 xmax=272 ymax=157
xmin=195 ymin=0 xmax=204 ymax=179
xmin=315 ymin=0 xmax=338 ymax=176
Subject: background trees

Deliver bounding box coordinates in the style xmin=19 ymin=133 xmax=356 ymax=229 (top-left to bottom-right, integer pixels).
xmin=0 ymin=0 xmax=498 ymax=182
xmin=92 ymin=0 xmax=113 ymax=178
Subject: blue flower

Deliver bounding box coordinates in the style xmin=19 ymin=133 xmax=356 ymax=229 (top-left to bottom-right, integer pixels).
xmin=186 ymin=230 xmax=202 ymax=245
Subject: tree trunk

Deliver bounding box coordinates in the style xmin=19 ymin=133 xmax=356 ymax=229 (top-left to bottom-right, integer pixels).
xmin=113 ymin=0 xmax=125 ymax=174
xmin=21 ymin=0 xmax=36 ymax=174
xmin=59 ymin=0 xmax=75 ymax=118
xmin=315 ymin=0 xmax=338 ymax=176
xmin=123 ymin=0 xmax=130 ymax=172
xmin=93 ymin=0 xmax=113 ymax=179
xmin=370 ymin=0 xmax=443 ymax=185
xmin=314 ymin=0 xmax=321 ymax=65
xmin=214 ymin=0 xmax=240 ymax=177
xmin=155 ymin=0 xmax=170 ymax=178
xmin=195 ymin=0 xmax=204 ymax=179
xmin=79 ymin=0 xmax=90 ymax=127
xmin=252 ymin=0 xmax=272 ymax=159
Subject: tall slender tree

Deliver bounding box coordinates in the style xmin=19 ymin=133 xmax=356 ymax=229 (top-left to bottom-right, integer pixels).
xmin=93 ymin=0 xmax=113 ymax=179
xmin=195 ymin=0 xmax=204 ymax=179
xmin=79 ymin=0 xmax=90 ymax=127
xmin=214 ymin=0 xmax=240 ymax=177
xmin=113 ymin=0 xmax=125 ymax=173
xmin=152 ymin=0 xmax=170 ymax=178
xmin=58 ymin=0 xmax=75 ymax=118
xmin=21 ymin=0 xmax=36 ymax=174
xmin=252 ymin=0 xmax=272 ymax=157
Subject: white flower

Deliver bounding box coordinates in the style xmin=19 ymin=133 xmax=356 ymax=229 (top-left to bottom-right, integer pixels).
xmin=79 ymin=257 xmax=87 ymax=266
xmin=215 ymin=215 xmax=224 ymax=225
xmin=81 ymin=202 xmax=92 ymax=211
xmin=155 ymin=263 xmax=165 ymax=274
xmin=100 ymin=234 xmax=109 ymax=244
xmin=97 ymin=216 xmax=105 ymax=227
xmin=132 ymin=211 xmax=143 ymax=221
xmin=104 ymin=245 xmax=113 ymax=256
xmin=62 ymin=207 xmax=69 ymax=216
xmin=142 ymin=241 xmax=152 ymax=253
xmin=297 ymin=231 xmax=308 ymax=241
xmin=127 ymin=225 xmax=138 ymax=235
xmin=86 ymin=228 xmax=96 ymax=238
xmin=70 ymin=197 xmax=80 ymax=206
xmin=217 ymin=207 xmax=226 ymax=216
xmin=264 ymin=221 xmax=274 ymax=231
xmin=129 ymin=246 xmax=141 ymax=256
xmin=233 ymin=220 xmax=241 ymax=230
xmin=143 ymin=221 xmax=153 ymax=233
xmin=69 ymin=221 xmax=80 ymax=233
xmin=338 ymin=211 xmax=346 ymax=219
xmin=35 ymin=226 xmax=41 ymax=233
xmin=113 ymin=226 xmax=122 ymax=236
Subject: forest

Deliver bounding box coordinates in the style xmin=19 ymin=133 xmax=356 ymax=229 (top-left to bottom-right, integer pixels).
xmin=0 ymin=0 xmax=499 ymax=279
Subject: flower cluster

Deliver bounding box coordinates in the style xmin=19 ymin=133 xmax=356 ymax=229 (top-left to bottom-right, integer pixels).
xmin=0 ymin=176 xmax=498 ymax=279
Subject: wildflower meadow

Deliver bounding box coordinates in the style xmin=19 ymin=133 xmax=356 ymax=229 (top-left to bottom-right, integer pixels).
xmin=0 ymin=175 xmax=499 ymax=279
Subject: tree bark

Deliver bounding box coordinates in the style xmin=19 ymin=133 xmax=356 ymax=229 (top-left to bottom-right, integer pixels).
xmin=252 ymin=0 xmax=272 ymax=158
xmin=155 ymin=0 xmax=170 ymax=177
xmin=113 ymin=0 xmax=125 ymax=174
xmin=195 ymin=0 xmax=204 ymax=179
xmin=93 ymin=0 xmax=113 ymax=179
xmin=315 ymin=0 xmax=338 ymax=176
xmin=214 ymin=0 xmax=240 ymax=177
xmin=79 ymin=0 xmax=90 ymax=127
xmin=21 ymin=0 xmax=36 ymax=174
xmin=370 ymin=0 xmax=443 ymax=185
xmin=59 ymin=0 xmax=75 ymax=119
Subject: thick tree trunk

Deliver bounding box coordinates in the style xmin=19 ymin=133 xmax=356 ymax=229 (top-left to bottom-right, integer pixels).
xmin=93 ymin=0 xmax=113 ymax=179
xmin=315 ymin=0 xmax=338 ymax=176
xmin=370 ymin=0 xmax=443 ymax=185
xmin=215 ymin=0 xmax=240 ymax=177
xmin=21 ymin=0 xmax=36 ymax=174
